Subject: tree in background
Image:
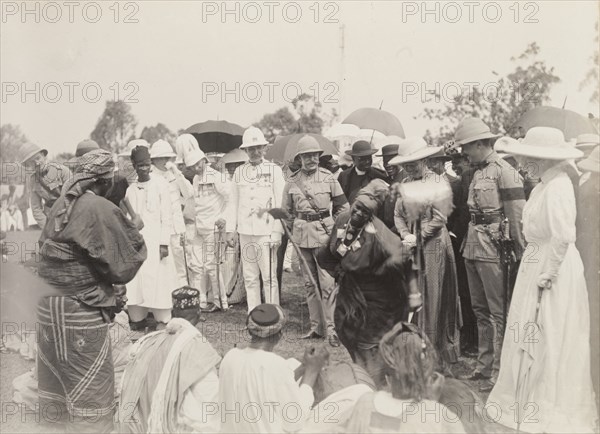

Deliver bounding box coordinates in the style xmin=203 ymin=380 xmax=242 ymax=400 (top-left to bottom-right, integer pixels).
xmin=419 ymin=43 xmax=560 ymax=144
xmin=91 ymin=101 xmax=138 ymax=154
xmin=254 ymin=94 xmax=338 ymax=142
xmin=140 ymin=123 xmax=176 ymax=146
xmin=1 ymin=124 xmax=29 ymax=184
xmin=580 ymin=20 xmax=599 ymax=104
xmin=254 ymin=107 xmax=298 ymax=143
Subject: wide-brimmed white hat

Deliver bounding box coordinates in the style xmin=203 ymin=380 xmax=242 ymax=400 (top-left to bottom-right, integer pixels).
xmin=240 ymin=127 xmax=269 ymax=148
xmin=150 ymin=139 xmax=176 ymax=159
xmin=575 ymin=133 xmax=600 ymax=150
xmin=388 ymin=137 xmax=443 ymax=165
xmin=499 ymin=127 xmax=583 ymax=160
xmin=577 ymin=145 xmax=599 ymax=173
xmin=494 ymin=136 xmax=520 ymax=153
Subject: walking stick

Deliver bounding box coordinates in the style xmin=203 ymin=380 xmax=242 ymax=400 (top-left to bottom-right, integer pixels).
xmin=269 ymin=240 xmax=273 ymax=304
xmin=180 ymin=234 xmax=191 ymax=286
xmin=268 ymin=208 xmax=325 ymax=306
xmin=214 ymin=224 xmax=225 ymax=310
xmin=500 ymin=218 xmax=514 ymax=328
xmin=409 ymin=219 xmax=426 ymax=325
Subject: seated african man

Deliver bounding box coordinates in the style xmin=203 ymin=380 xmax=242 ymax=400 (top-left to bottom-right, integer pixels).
xmin=218 ymin=304 xmax=330 ymax=433
xmin=118 ymin=288 xmax=221 ymax=433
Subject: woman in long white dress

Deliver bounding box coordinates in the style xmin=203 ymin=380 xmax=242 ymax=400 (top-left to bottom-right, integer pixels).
xmin=126 ymin=146 xmax=179 ymax=329
xmin=487 ymin=127 xmax=598 ymax=433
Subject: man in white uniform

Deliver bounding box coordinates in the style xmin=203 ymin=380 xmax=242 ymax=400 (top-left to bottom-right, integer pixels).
xmin=229 ymin=127 xmax=285 ymax=312
xmin=185 ymin=147 xmax=232 ymax=311
xmin=150 ymin=140 xmax=194 ymax=286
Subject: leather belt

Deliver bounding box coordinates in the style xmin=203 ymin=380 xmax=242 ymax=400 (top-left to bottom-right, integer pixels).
xmin=470 ymin=212 xmax=503 ymax=225
xmin=297 ymin=210 xmax=331 ymax=222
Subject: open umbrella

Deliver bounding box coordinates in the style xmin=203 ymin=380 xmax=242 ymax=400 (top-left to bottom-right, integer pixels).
xmin=513 ymin=286 xmax=545 ymax=432
xmin=342 ymin=107 xmax=405 ymax=137
xmin=266 ymin=133 xmax=338 ymax=164
xmin=184 ymin=120 xmax=245 ymax=153
xmin=324 ymin=124 xmax=388 ymax=147
xmin=512 ymin=106 xmax=597 ymax=141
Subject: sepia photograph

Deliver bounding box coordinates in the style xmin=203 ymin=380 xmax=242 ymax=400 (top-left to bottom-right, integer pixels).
xmin=1 ymin=1 xmax=599 ymax=432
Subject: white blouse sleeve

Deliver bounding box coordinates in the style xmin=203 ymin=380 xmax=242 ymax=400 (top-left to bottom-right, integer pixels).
xmin=545 ymin=176 xmax=576 ymax=277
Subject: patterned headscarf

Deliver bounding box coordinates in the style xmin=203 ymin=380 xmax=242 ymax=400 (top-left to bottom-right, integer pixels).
xmin=353 ymin=178 xmax=390 ymax=214
xmin=247 ymin=304 xmax=286 ymax=338
xmin=54 ymin=149 xmax=115 ymax=231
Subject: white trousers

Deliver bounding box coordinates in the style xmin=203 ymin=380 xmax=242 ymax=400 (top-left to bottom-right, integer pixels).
xmin=170 ymin=233 xmax=187 ymax=287
xmin=239 ymin=234 xmax=279 ymax=312
xmin=128 ymin=306 xmax=172 ymax=323
xmin=186 ymin=231 xmax=228 ymax=309
xmin=283 ymin=241 xmax=294 ymax=269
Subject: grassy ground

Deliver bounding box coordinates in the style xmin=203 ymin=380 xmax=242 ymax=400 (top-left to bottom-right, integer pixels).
xmin=1 ymin=229 xmax=507 ymax=433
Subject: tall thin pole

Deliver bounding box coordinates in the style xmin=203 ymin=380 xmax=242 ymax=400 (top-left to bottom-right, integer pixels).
xmin=338 ymin=24 xmax=345 ymax=120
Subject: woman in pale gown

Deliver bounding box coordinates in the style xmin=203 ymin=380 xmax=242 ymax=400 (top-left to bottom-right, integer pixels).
xmin=487 ymin=127 xmax=598 ymax=433
xmin=390 ymin=138 xmax=461 ymax=369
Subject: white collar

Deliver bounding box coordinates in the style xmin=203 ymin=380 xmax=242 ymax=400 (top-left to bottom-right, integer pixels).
xmin=355 ymin=168 xmax=366 ymax=175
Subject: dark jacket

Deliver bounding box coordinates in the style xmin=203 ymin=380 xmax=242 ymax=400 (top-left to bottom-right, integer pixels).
xmin=338 ymin=166 xmax=389 ymax=205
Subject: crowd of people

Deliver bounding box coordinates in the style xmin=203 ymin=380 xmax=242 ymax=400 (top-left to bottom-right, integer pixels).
xmin=5 ymin=117 xmax=599 ymax=433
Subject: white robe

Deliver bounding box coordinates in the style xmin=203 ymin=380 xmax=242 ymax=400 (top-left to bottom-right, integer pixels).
xmin=126 ymin=175 xmax=179 ymax=309
xmin=218 ymin=347 xmax=314 ymax=433
xmin=488 ymin=166 xmax=598 ymax=433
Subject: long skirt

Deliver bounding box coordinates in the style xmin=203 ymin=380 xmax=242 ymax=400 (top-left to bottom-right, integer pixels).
xmin=37 ymin=296 xmax=114 ymax=432
xmin=420 ymin=227 xmax=462 ymax=364
xmin=487 ymin=241 xmax=598 ymax=433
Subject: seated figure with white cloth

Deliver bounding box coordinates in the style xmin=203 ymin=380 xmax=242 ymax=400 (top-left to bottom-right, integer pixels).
xmin=119 ymin=287 xmax=221 ymax=433
xmin=218 ymin=304 xmax=330 ymax=433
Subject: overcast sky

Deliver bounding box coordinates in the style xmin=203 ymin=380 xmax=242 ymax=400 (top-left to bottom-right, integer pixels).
xmin=1 ymin=0 xmax=598 ymax=155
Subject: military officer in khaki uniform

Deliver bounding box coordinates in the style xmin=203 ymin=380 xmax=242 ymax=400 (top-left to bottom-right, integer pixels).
xmin=282 ymin=135 xmax=349 ymax=346
xmin=229 ymin=127 xmax=285 ymax=312
xmin=20 ymin=142 xmax=71 ymax=229
xmin=455 ymin=118 xmax=526 ymax=392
